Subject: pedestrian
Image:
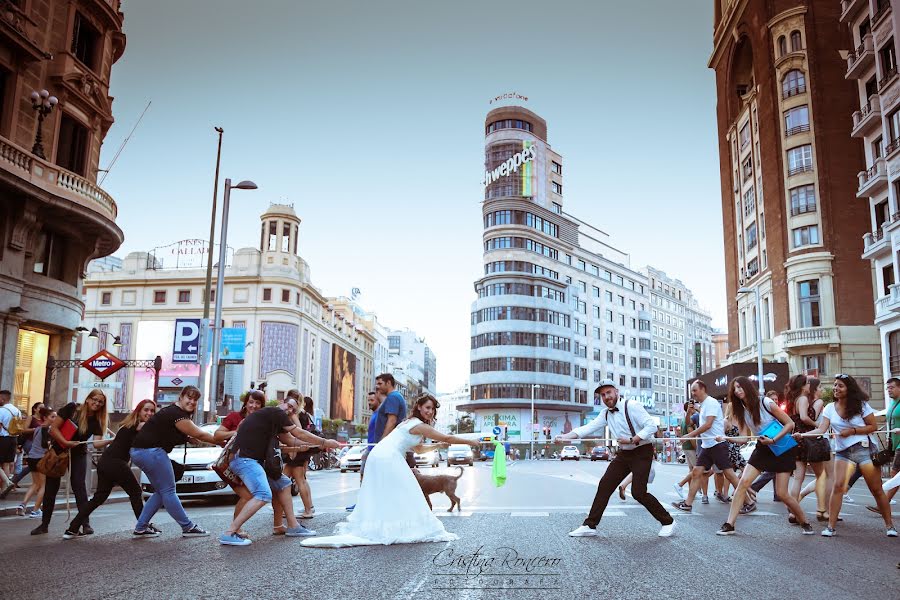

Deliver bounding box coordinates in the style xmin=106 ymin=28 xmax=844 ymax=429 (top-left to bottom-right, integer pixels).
xmin=31 ymin=390 xmax=112 ymax=536
xmin=63 ymin=399 xmax=157 ymax=539
xmin=0 ymin=389 xmax=23 ymax=495
xmin=618 ymin=457 xmax=656 ymax=500
xmin=556 ymin=379 xmax=675 ymax=538
xmin=720 ymin=400 xmax=747 ymax=501
xmin=672 ymin=380 xmax=741 ymax=514
xmin=6 ymin=403 xmax=46 ymax=495
xmin=214 ymin=389 xmax=267 ymax=535
xmin=219 ymin=400 xmax=340 ymax=546
xmin=129 ymin=385 xmax=220 ymax=538
xmin=346 ymin=390 xmax=382 ymax=512
xmin=786 ymin=376 xmax=833 ymax=523
xmin=800 ymin=374 xmax=896 ymax=537
xmin=19 ymin=407 xmax=53 ymax=518
xmin=374 ymin=373 xmax=414 ymax=468
xmin=716 ymin=376 xmax=812 ymax=536
xmin=282 ymin=393 xmax=319 ymax=519
xmin=867 ymin=377 xmax=900 ymax=513
xmin=672 ymin=399 xmax=709 ymax=502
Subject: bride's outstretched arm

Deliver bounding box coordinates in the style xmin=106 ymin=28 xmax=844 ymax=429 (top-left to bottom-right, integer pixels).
xmin=410 ymin=423 xmax=479 ymax=448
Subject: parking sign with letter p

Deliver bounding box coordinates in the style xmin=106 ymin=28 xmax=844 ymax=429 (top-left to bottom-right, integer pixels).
xmin=173 ymin=318 xmax=201 ymax=363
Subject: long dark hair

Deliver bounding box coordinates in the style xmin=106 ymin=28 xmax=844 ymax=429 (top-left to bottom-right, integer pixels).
xmin=784 ymin=374 xmax=808 ymax=416
xmin=728 ymin=376 xmax=761 ymax=432
xmin=835 ymin=374 xmax=868 ymax=418
xmin=410 ymin=394 xmax=439 ymax=425
xmin=240 ymin=390 xmax=266 ymax=416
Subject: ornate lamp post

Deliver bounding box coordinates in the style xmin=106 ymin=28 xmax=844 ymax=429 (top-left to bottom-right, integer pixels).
xmin=30 ymin=89 xmax=58 ymax=159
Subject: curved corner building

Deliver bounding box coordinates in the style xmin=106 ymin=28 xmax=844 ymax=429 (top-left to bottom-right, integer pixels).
xmin=462 ymin=106 xmax=654 ymax=442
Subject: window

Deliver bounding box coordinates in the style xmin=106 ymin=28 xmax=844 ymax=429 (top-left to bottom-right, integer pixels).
xmin=153 ymin=290 xmax=166 ymax=304
xmin=593 ymin=306 xmax=601 ymax=318
xmin=177 ymin=290 xmax=191 ymax=303
xmin=746 ymin=222 xmax=757 ymax=250
xmin=605 ymin=290 xmax=613 ymax=302
xmin=209 ymin=289 xmax=216 ymax=303
xmin=71 ymin=12 xmax=100 ymax=71
xmin=552 ymin=182 xmax=562 ymax=195
xmin=790 ymin=30 xmax=802 ymax=52
xmin=619 ymin=375 xmax=626 ymax=387
xmin=792 ymin=225 xmax=819 ymax=247
xmin=889 ymin=111 xmax=900 ymax=151
xmin=281 ymin=289 xmax=290 ymax=302
xmin=784 ymin=106 xmax=809 ymax=136
xmin=282 ymin=223 xmax=291 ymax=252
xmin=485 ymin=119 xmax=533 ymax=134
xmin=790 ymin=185 xmax=816 ymax=215
xmin=798 ymin=279 xmax=821 ymax=327
xmin=592 ymin=285 xmax=600 ymax=298
xmin=56 ymin=114 xmax=89 ymax=176
xmin=618 ymin=354 xmax=626 ymax=366
xmin=803 ymin=354 xmax=826 ymax=375
xmin=782 ymin=70 xmax=806 ymax=98
xmin=889 ymin=330 xmax=900 ymax=374
xmin=268 ymin=221 xmax=277 ymax=251
xmin=739 ymin=123 xmax=750 ymax=149
xmin=747 ymin=257 xmax=759 ymax=278
xmin=578 ymin=280 xmax=587 ymax=292
xmin=607 ymin=331 xmax=614 ymax=343
xmin=552 ymin=202 xmax=562 ymax=214
xmin=742 ymin=157 xmax=753 ymax=181
xmin=882 ymin=263 xmax=895 ymax=296
xmin=552 ymin=161 xmax=562 ymax=174
xmin=880 ymin=38 xmax=897 ymax=86
xmin=787 ymin=145 xmax=813 ymax=175
xmin=743 ymin=187 xmax=755 ymax=216
xmin=777 ymin=35 xmax=787 ymax=57
xmin=606 ymin=351 xmax=614 ymax=364
xmin=262 ymin=288 xmax=272 ymax=301
xmin=606 ymin=309 xmax=613 ymax=322
xmin=618 ymin=334 xmax=626 ymax=346
xmin=101 ymin=291 xmax=111 ymax=305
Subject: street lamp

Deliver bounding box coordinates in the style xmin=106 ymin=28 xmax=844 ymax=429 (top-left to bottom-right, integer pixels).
xmin=207 ymin=178 xmax=257 ymax=422
xmin=29 ymin=89 xmax=57 ymax=159
xmin=86 ymin=327 xmax=123 ymax=347
xmin=738 ymin=286 xmax=765 ymax=397
xmin=530 ymin=384 xmax=541 ymax=460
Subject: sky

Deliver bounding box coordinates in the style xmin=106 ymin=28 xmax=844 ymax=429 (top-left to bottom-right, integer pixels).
xmin=101 ymin=1 xmax=725 ymax=393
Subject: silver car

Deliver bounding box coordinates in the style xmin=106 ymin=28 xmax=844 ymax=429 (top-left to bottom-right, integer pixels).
xmin=139 ymin=424 xmax=234 ymax=500
xmin=446 ymin=444 xmax=474 ymax=466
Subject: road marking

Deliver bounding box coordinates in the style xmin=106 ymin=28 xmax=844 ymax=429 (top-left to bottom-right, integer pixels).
xmin=510 ymin=512 xmax=549 ymax=517
xmin=435 ymin=512 xmax=473 ymax=517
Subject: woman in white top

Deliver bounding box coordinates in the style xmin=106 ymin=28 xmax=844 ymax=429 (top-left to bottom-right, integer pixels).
xmin=716 ymin=376 xmax=813 ymax=536
xmin=800 ymin=374 xmax=896 ymax=537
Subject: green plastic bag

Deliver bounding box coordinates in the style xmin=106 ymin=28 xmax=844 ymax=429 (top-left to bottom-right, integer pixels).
xmin=492 ymin=439 xmax=507 ymax=487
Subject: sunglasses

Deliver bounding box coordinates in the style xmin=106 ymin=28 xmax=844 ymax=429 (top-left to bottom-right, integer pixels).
xmin=834 ymin=374 xmax=850 ymax=380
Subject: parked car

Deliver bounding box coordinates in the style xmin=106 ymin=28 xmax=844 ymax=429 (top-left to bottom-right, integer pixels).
xmin=415 ymin=448 xmax=440 ymax=468
xmin=447 ymin=443 xmax=474 ymax=466
xmin=560 ymin=445 xmax=580 ymax=461
xmin=590 ymin=446 xmax=611 ymax=461
xmin=140 ymin=424 xmax=233 ymax=501
xmin=339 ymin=445 xmax=367 ymax=473
xmin=739 ymin=440 xmax=756 ymax=463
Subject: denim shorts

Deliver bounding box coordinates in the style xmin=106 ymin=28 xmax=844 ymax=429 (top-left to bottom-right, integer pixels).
xmin=229 ymin=456 xmax=291 ymax=503
xmin=835 ymin=442 xmax=873 ymax=466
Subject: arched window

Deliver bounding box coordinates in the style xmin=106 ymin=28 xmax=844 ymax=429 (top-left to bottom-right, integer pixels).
xmin=778 ymin=35 xmax=787 ymax=57
xmin=889 ymin=329 xmax=900 ymax=374
xmin=782 ymin=70 xmax=806 ymax=98
xmin=790 ymin=30 xmax=802 ymax=52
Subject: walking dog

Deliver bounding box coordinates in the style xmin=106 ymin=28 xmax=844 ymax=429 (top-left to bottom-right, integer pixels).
xmin=412 ymin=466 xmax=464 ymax=512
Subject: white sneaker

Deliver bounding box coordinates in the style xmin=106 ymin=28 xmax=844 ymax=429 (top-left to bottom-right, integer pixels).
xmin=891 ymin=500 xmax=897 ymax=506
xmin=887 ymin=527 xmax=898 ymax=537
xmin=568 ymin=525 xmax=598 ymax=537
xmin=658 ymin=522 xmax=676 ymax=537
xmin=672 ymin=484 xmax=685 ymax=500
xmin=843 ymin=495 xmax=854 ymax=503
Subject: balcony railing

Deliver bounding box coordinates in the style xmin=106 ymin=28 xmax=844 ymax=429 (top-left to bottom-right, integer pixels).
xmin=858 ymin=157 xmax=888 ymax=197
xmin=788 ymin=163 xmax=813 ymax=176
xmin=847 ymin=34 xmax=875 ymax=79
xmin=786 ymin=123 xmax=810 ymax=137
xmin=0 ymin=135 xmax=117 ymax=221
xmin=879 ymin=65 xmax=898 ymax=90
xmin=841 ymin=0 xmax=867 ymax=23
xmin=783 ymin=326 xmax=839 ymax=348
xmin=783 ymin=83 xmax=807 ymax=99
xmin=873 ymin=1 xmax=892 ymax=25
xmin=852 ymin=95 xmax=882 ymax=137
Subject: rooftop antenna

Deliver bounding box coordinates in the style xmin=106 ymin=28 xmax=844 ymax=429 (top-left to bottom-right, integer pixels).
xmin=98 ymin=100 xmax=151 ymax=186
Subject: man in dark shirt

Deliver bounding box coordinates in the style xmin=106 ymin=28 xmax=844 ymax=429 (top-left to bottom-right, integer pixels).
xmin=221 ymin=401 xmax=339 ymax=546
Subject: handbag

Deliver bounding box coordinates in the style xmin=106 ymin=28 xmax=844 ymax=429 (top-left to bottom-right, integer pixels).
xmin=872 ymin=433 xmax=894 ymax=467
xmin=210 ymin=436 xmax=243 ymax=488
xmin=36 ymin=447 xmax=70 ymax=478
xmin=263 ymin=440 xmax=283 ymax=480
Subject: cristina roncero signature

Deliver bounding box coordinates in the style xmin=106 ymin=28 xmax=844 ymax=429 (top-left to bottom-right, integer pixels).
xmin=431 ymin=545 xmax=562 ymax=578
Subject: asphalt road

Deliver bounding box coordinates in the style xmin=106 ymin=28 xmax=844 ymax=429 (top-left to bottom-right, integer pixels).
xmin=1 ymin=459 xmax=897 ymax=600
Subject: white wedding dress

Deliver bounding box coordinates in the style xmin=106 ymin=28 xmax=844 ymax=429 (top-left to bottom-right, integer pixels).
xmin=300 ymin=417 xmax=458 ymax=548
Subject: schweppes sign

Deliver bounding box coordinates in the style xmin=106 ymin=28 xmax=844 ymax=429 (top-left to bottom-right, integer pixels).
xmin=482 ymin=143 xmax=536 ymax=186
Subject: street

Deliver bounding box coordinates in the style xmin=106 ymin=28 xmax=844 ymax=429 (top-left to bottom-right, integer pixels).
xmin=1 ymin=459 xmax=896 ymax=600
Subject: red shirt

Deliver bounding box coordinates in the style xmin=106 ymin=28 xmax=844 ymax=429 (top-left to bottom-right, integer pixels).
xmin=222 ymin=411 xmax=244 ymax=432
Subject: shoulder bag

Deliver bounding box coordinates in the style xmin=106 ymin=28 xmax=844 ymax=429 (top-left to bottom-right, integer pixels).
xmin=872 ymin=432 xmax=894 ymax=467
xmin=758 ymin=401 xmax=798 ymax=457
xmin=210 ymin=436 xmax=243 ymax=488
xmin=36 ymin=447 xmax=70 ymax=478
xmin=263 ymin=439 xmax=284 ymax=480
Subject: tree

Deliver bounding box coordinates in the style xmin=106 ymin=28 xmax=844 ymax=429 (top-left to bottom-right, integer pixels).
xmin=321 ymin=418 xmax=345 ymax=437
xmin=457 ymin=415 xmax=475 ymax=434
xmin=355 ymin=423 xmax=368 ymax=437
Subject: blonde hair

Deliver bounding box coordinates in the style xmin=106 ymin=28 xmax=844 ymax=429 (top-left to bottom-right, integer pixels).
xmin=119 ymin=399 xmax=156 ymax=430
xmin=80 ymin=389 xmax=109 ymax=434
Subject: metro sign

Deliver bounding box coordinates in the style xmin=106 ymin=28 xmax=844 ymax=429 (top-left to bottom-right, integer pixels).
xmin=81 ymin=350 xmax=126 ymax=380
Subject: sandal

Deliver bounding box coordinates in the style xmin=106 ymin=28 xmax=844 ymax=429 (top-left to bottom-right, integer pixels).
xmin=816 ymin=510 xmax=842 ymax=522
xmin=297 ymin=507 xmax=315 ymax=519
xmin=272 ymin=525 xmax=286 ymax=536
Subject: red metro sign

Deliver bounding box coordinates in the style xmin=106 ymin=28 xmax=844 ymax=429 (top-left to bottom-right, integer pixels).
xmin=81 ymin=350 xmax=126 ymax=380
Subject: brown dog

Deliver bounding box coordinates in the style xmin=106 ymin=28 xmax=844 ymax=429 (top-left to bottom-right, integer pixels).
xmin=412 ymin=466 xmax=464 ymax=512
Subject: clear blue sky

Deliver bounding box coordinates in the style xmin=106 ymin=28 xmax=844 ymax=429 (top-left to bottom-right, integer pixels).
xmin=101 ymin=1 xmax=724 ymax=392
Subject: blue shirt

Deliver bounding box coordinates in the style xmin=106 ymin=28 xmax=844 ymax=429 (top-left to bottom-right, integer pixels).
xmin=372 ymin=391 xmax=406 ymax=442
xmin=366 ymin=411 xmax=379 ymax=449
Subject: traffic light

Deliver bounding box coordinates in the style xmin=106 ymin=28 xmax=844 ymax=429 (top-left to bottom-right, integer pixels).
xmin=544 ymin=426 xmax=551 ymax=440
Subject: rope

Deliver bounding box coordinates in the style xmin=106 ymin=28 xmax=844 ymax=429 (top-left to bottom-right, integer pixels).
xmin=566 ymin=427 xmax=899 ymax=444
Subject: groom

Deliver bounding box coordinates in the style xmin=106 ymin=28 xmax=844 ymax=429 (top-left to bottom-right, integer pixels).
xmin=556 ymin=379 xmax=675 ymax=538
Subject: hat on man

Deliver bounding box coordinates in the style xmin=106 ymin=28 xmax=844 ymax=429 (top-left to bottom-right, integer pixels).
xmin=596 ymin=378 xmax=617 ymax=390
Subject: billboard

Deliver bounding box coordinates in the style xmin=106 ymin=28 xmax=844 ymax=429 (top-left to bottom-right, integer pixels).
xmin=330 ymin=345 xmax=356 ymax=421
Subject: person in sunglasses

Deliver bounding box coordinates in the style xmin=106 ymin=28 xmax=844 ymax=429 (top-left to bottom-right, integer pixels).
xmin=799 ymin=374 xmax=896 ymax=537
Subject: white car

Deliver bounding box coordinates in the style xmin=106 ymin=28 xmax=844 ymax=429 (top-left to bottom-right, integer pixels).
xmin=340 ymin=445 xmax=367 ymax=472
xmin=415 ymin=448 xmax=440 ymax=468
xmin=447 ymin=444 xmax=474 ymax=466
xmin=560 ymin=445 xmax=580 ymax=461
xmin=140 ymin=424 xmax=234 ymax=500
xmin=739 ymin=440 xmax=756 ymax=463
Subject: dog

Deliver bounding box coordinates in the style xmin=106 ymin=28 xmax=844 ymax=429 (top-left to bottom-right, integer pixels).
xmin=412 ymin=466 xmax=464 ymax=512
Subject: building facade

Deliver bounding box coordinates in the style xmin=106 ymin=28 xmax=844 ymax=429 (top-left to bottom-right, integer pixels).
xmin=710 ymin=0 xmax=882 ymax=401
xmin=435 ymin=383 xmax=470 ymax=434
xmin=387 ymin=329 xmax=437 ymax=396
xmin=842 ymin=0 xmax=900 ymax=390
xmin=82 ymin=205 xmax=378 ymax=425
xmin=0 ymin=1 xmax=126 ymax=412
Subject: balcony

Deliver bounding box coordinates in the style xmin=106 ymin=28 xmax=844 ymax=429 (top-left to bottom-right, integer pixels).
xmin=847 ymin=34 xmax=875 ymax=80
xmin=788 ymin=163 xmax=813 ymax=177
xmin=726 ymin=340 xmax=775 ymax=364
xmin=852 ymin=95 xmax=882 ymax=138
xmin=840 ymin=0 xmax=868 ymax=23
xmin=857 ymin=158 xmax=888 ymax=198
xmin=874 ymin=283 xmax=900 ymax=323
xmin=0 ymin=135 xmax=117 ymax=222
xmin=879 ymin=65 xmax=899 ymax=93
xmin=863 ymin=227 xmax=891 ymax=259
xmin=873 ymin=1 xmax=892 ymax=26
xmin=785 ymin=123 xmax=811 ymax=137
xmin=782 ymin=326 xmax=840 ymax=350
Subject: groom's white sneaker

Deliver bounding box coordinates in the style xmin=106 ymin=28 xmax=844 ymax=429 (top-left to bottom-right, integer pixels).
xmin=568 ymin=525 xmax=598 ymax=537
xmin=658 ymin=522 xmax=676 ymax=537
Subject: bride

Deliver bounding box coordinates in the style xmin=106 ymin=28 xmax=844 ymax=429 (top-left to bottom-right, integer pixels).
xmin=301 ymin=394 xmax=480 ymax=548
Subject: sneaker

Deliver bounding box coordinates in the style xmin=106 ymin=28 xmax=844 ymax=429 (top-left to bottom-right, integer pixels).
xmin=147 ymin=523 xmax=162 ymax=534
xmin=345 ymin=504 xmax=355 ymax=512
xmin=81 ymin=524 xmax=94 ymax=535
xmin=568 ymin=525 xmax=598 ymax=537
xmin=821 ymin=527 xmax=836 ymax=537
xmin=30 ymin=525 xmax=47 ymax=535
xmin=887 ymin=527 xmax=898 ymax=538
xmin=182 ymin=525 xmax=210 ymax=537
xmin=739 ymin=502 xmax=757 ymax=515
xmin=716 ymin=522 xmax=736 ymax=536
xmin=671 ymin=501 xmax=692 ymax=513
xmin=788 ymin=515 xmax=798 ymax=525
xmin=800 ymin=523 xmax=814 ymax=535
xmin=27 ymin=509 xmax=42 ymax=519
xmin=62 ymin=529 xmax=81 ymax=540
xmin=15 ymin=504 xmax=25 ymax=516
xmin=285 ymin=525 xmax=317 ymax=537
xmin=843 ymin=495 xmax=854 ymax=503
xmin=891 ymin=499 xmax=897 ymax=505
xmin=672 ymin=484 xmax=685 ymax=500
xmin=618 ymin=486 xmax=626 ymax=500
xmin=132 ymin=528 xmax=160 ymax=538
xmin=219 ymin=532 xmax=252 ymax=546
xmin=658 ymin=522 xmax=676 ymax=537
xmin=701 ymin=495 xmax=710 ymax=505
